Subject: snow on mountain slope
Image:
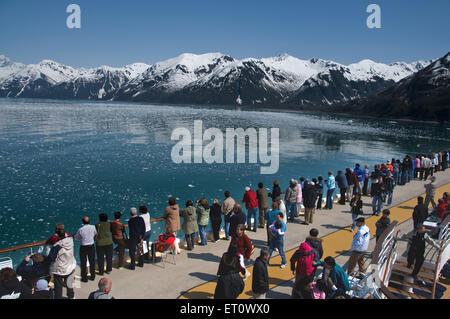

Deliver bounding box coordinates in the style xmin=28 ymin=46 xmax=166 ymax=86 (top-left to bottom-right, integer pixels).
xmin=0 ymin=52 xmax=435 ymax=106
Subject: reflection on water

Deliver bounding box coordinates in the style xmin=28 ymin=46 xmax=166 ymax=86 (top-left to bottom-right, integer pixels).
xmin=0 ymin=98 xmax=449 ymax=263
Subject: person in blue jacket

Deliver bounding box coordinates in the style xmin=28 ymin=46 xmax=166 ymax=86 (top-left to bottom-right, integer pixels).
xmin=325 ymin=171 xmax=336 ymax=210
xmin=316 ymin=256 xmax=350 ymax=299
xmin=353 ymin=164 xmax=364 ymax=195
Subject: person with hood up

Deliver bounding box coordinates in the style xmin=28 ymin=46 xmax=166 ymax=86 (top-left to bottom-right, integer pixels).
xmin=347 ymin=217 xmax=370 ymax=275
xmin=180 ymin=200 xmax=198 ymax=251
xmin=47 ymin=223 xmax=77 ymax=299
xmin=163 ymin=197 xmax=180 ymax=254
xmin=0 ymin=267 xmax=32 ymax=299
xmin=284 ymin=179 xmax=299 ymax=221
xmin=196 ymin=198 xmax=210 ymax=246
xmin=290 ymin=242 xmax=316 ymax=285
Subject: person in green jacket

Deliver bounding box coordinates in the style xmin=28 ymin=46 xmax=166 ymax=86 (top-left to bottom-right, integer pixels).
xmin=181 ymin=201 xmax=198 ymax=250
xmin=95 ymin=213 xmax=113 ymax=275
xmin=196 ymin=198 xmax=210 ymax=246
xmin=316 ymin=256 xmax=350 ymax=299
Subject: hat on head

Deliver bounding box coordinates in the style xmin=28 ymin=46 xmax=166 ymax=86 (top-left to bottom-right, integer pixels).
xmin=355 ymin=163 xmax=360 ymax=167
xmin=245 ymin=186 xmax=250 ymax=192
xmin=35 ymin=279 xmax=50 ymax=291
xmin=355 ymin=217 xmax=365 ymax=223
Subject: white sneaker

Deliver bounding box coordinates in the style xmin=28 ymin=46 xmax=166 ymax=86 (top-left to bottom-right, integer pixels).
xmin=274 ymin=248 xmax=279 ymax=252
xmin=280 ymin=264 xmax=286 ymax=269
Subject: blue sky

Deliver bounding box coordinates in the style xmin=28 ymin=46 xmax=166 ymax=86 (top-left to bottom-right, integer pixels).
xmin=0 ymin=0 xmax=449 ymax=67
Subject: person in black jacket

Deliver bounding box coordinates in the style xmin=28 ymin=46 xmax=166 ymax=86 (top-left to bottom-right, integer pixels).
xmin=303 ymin=182 xmax=317 ymax=225
xmin=269 ymin=180 xmax=282 ymax=202
xmin=375 ymin=209 xmax=391 ymax=242
xmin=127 ymin=207 xmax=146 ymax=270
xmin=30 ymin=279 xmax=54 ymax=299
xmin=371 ymin=177 xmax=385 ymax=216
xmin=15 ymin=253 xmax=50 ymax=286
xmin=335 ymin=171 xmax=348 ymax=205
xmin=305 ymin=228 xmax=323 ymax=260
xmin=252 ymin=249 xmax=269 ymax=299
xmin=350 ymin=193 xmax=363 ymax=232
xmin=210 ymin=199 xmax=222 ymax=242
xmin=412 ymin=196 xmax=428 ymax=231
xmin=214 ymin=250 xmax=245 ymax=300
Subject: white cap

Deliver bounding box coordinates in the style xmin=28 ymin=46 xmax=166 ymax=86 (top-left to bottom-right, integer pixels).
xmin=245 ymin=186 xmax=250 ymax=192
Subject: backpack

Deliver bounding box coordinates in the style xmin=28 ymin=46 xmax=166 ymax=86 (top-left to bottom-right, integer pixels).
xmin=155 ymin=233 xmax=176 ymax=252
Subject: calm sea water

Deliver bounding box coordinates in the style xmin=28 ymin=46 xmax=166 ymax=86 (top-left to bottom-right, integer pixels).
xmin=1 ymin=98 xmax=449 ymax=264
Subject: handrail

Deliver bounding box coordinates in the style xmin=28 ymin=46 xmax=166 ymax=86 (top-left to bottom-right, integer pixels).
xmin=0 ymin=217 xmax=166 ymax=255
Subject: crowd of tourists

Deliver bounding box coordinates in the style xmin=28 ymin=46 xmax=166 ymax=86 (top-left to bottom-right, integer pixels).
xmin=0 ymin=150 xmax=448 ymax=299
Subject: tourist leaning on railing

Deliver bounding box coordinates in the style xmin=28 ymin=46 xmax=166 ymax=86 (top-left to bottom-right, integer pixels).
xmin=74 ymin=216 xmax=97 ymax=282
xmin=209 ymin=199 xmax=222 ymax=243
xmin=127 ymin=208 xmax=146 ymax=270
xmin=163 ymin=198 xmax=181 ymax=254
xmin=110 ymin=211 xmax=126 ymax=269
xmin=196 ymin=198 xmax=210 ymax=246
xmin=180 ymin=200 xmax=198 ymax=251
xmin=95 ymin=213 xmax=114 ymax=276
xmin=139 ymin=206 xmax=151 ymax=261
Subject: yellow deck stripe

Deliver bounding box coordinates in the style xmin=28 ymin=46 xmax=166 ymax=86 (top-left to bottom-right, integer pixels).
xmin=179 ymin=183 xmax=450 ymax=299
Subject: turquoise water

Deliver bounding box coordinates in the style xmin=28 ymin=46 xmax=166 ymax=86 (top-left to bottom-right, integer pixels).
xmin=0 ymin=98 xmax=449 ymax=264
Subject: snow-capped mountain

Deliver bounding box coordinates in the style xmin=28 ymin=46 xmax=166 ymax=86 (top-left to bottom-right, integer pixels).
xmin=0 ymin=53 xmax=434 ymax=107
xmin=343 ymin=52 xmax=450 ymax=121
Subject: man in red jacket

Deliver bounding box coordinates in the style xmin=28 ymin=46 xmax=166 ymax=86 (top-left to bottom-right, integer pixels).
xmin=237 ymin=186 xmax=259 ymax=232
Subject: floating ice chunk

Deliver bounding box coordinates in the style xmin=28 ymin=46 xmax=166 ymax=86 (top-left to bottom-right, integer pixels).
xmin=188 ymin=184 xmax=195 ymax=188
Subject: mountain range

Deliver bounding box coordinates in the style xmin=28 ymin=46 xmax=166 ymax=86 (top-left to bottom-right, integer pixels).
xmin=0 ymin=52 xmax=448 ymax=121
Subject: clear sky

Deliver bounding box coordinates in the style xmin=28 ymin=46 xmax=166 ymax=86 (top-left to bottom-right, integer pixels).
xmin=0 ymin=0 xmax=449 ymax=67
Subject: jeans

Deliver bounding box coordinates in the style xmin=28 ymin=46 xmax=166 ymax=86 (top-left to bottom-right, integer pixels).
xmin=326 ymin=189 xmax=335 ymax=209
xmin=351 ymin=212 xmax=359 ymax=231
xmin=185 ymin=233 xmax=196 ymax=250
xmin=79 ymin=244 xmax=95 ymax=281
xmin=393 ymin=171 xmax=399 ymax=186
xmin=363 ymin=178 xmax=369 ymax=195
xmin=372 ymin=194 xmax=384 ymax=215
xmin=246 ymin=207 xmax=258 ymax=231
xmin=387 ymin=191 xmax=393 ymax=206
xmin=285 ymin=201 xmax=297 ymax=220
xmin=198 ymin=225 xmax=207 ymax=245
xmin=268 ymin=238 xmax=286 ymax=265
xmin=424 ymin=195 xmax=436 ymax=210
xmin=400 ymin=171 xmax=407 ymax=185
xmin=225 ymin=221 xmax=230 ymax=239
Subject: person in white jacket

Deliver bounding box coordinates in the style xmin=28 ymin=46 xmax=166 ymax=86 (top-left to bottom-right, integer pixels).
xmin=47 ymin=224 xmax=77 ymax=299
xmin=347 ymin=217 xmax=370 ymax=275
